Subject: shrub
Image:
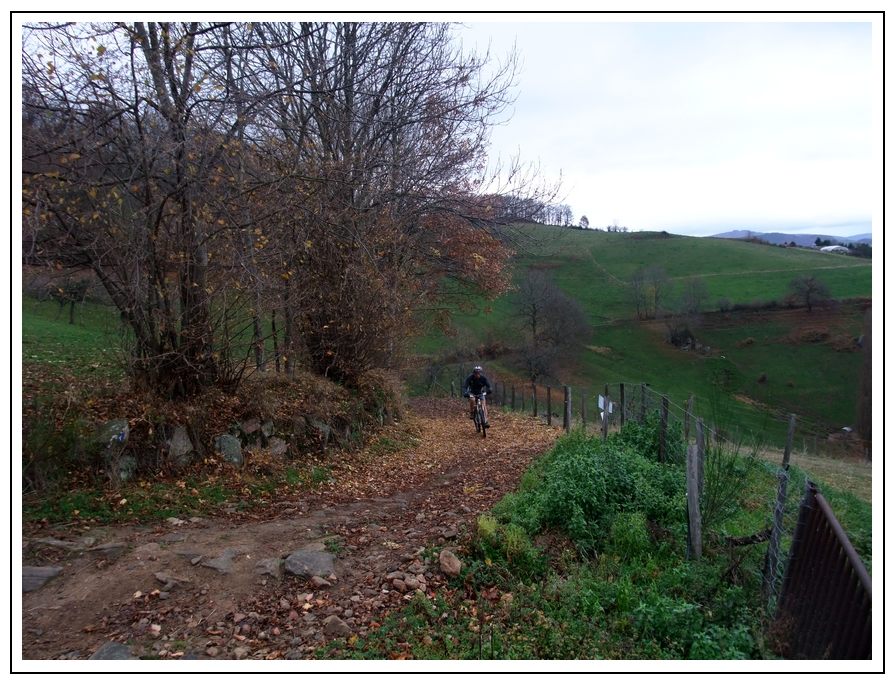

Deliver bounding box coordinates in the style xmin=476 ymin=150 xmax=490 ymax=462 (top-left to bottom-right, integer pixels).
xmin=524 ymin=431 xmax=684 ymax=554
xmin=608 ymin=511 xmax=651 ymax=558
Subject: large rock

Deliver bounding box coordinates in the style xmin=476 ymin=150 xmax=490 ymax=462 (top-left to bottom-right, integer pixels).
xmin=23 ymin=566 xmax=62 ymax=592
xmin=214 ymin=434 xmax=243 ymax=467
xmin=268 ymin=437 xmax=288 ymax=458
xmin=114 ymin=454 xmax=138 ymax=483
xmin=166 ymin=425 xmax=194 ymax=468
xmin=96 ymin=419 xmax=129 ymax=447
xmin=284 ymin=549 xmax=335 ymax=578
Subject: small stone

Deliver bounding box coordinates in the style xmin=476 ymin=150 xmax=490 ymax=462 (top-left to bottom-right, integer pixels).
xmin=254 ymin=558 xmax=283 ymax=580
xmin=392 ymin=578 xmax=407 ymax=592
xmin=23 ymin=566 xmax=62 ymax=593
xmin=206 ymin=646 xmax=219 ymax=657
xmin=166 ymin=517 xmax=186 ymax=526
xmin=311 ymin=575 xmax=331 ymax=588
xmin=284 ymin=549 xmax=335 ymax=578
xmin=322 ymin=615 xmax=351 ymax=638
xmin=404 ymin=577 xmax=420 ymax=590
xmin=439 ymin=549 xmax=462 ymax=577
xmin=385 ymin=571 xmax=404 ymax=581
xmin=89 ymin=642 xmax=136 ymax=660
xmin=233 ymin=613 xmax=246 ymax=624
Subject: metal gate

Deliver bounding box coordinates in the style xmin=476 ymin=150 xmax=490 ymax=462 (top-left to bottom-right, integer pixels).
xmin=774 ymin=481 xmax=871 ymax=659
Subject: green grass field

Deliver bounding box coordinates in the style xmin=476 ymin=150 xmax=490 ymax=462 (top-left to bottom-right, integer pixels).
xmin=22 ymin=296 xmax=126 ymax=381
xmin=415 ymin=226 xmax=871 ymax=449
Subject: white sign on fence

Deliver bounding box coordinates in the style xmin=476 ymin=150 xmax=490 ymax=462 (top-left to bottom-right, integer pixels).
xmin=598 ymin=395 xmax=614 ymax=422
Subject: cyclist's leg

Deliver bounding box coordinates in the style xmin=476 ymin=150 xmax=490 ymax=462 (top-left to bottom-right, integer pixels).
xmin=468 ymin=396 xmax=476 ymax=418
xmin=482 ymin=397 xmax=489 ymax=426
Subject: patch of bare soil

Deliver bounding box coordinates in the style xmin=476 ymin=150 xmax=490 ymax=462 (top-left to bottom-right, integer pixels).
xmin=21 ymin=398 xmax=560 ymax=661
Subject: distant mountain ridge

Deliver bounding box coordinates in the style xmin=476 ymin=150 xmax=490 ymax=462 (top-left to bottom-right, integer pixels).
xmin=711 ymin=230 xmax=872 ymax=247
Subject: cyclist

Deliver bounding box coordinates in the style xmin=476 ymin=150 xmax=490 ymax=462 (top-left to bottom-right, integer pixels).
xmin=462 ymin=365 xmax=492 ymax=428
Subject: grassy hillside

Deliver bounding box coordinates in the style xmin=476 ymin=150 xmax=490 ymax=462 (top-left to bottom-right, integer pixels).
xmin=414 ymin=226 xmax=871 ymax=449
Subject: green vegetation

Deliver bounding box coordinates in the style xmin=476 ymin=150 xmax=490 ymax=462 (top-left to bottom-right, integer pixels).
xmin=324 ymin=419 xmax=871 ymax=660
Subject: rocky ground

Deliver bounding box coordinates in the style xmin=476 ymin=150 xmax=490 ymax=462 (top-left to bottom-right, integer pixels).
xmin=21 ymin=398 xmax=560 ymax=661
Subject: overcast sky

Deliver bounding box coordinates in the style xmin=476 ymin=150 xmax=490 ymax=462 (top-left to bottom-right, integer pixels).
xmin=458 ymin=18 xmax=877 ymax=237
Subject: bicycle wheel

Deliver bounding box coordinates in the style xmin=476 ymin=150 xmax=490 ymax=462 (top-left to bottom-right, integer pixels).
xmin=473 ymin=405 xmax=481 ymax=433
xmin=478 ymin=405 xmax=487 ymax=439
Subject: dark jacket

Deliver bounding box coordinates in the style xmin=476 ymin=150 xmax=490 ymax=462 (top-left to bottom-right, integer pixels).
xmin=463 ymin=372 xmax=492 ymax=397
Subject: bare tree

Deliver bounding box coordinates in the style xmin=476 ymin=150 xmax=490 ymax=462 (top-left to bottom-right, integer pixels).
xmin=513 ymin=269 xmax=589 ymax=382
xmin=680 ymin=276 xmax=709 ymax=315
xmin=644 ymin=265 xmax=670 ymax=318
xmin=787 ymin=274 xmax=830 ymax=313
xmin=22 ymin=21 xmax=556 ymax=393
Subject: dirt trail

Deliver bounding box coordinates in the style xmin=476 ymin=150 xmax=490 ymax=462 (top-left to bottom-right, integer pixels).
xmin=21 ymin=398 xmax=560 ymax=661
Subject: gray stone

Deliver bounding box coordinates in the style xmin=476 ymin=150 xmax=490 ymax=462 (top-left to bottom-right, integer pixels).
xmin=96 ymin=419 xmax=130 ymax=446
xmin=284 ymin=549 xmax=335 ymax=578
xmin=201 ymin=548 xmax=242 ymax=574
xmin=233 ymin=646 xmax=251 ymax=659
xmin=268 ymin=437 xmax=288 ymax=457
xmin=254 ymin=558 xmax=283 ymax=580
xmin=322 ymin=615 xmax=351 ymax=638
xmin=439 ymin=549 xmax=462 ymax=577
xmin=241 ymin=418 xmax=262 ymax=435
xmin=32 ymin=538 xmax=81 ymax=551
xmin=114 ymin=454 xmax=138 ymax=483
xmin=154 ymin=571 xmax=190 ymax=589
xmin=309 ymin=419 xmax=332 ymax=448
xmin=214 ymin=434 xmax=243 ymax=467
xmin=89 ymin=641 xmax=136 ymax=660
xmin=261 ymin=420 xmax=275 ymax=438
xmin=173 ymin=547 xmax=203 ymax=560
xmin=166 ymin=426 xmax=194 ymax=467
xmin=23 ymin=566 xmax=62 ymax=592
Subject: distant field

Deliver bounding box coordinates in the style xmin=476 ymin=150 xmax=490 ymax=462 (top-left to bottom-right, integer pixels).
xmin=415 ymin=225 xmax=872 ymax=449
xmin=508 ymin=226 xmax=871 ymax=322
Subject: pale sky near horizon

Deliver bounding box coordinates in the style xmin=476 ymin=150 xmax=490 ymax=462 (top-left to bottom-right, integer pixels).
xmin=458 ymin=17 xmax=878 ymax=238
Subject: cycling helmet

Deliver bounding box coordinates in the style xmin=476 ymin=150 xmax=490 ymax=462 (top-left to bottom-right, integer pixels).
xmin=473 ymin=365 xmax=483 ymax=373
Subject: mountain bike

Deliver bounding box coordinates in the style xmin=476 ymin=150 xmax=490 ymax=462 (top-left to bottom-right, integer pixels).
xmin=471 ymin=391 xmax=489 ymax=439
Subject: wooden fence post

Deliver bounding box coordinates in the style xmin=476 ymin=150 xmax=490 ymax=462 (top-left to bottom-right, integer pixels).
xmin=659 ymin=395 xmax=669 ymax=462
xmin=640 ymin=383 xmax=647 ymax=423
xmin=764 ymin=414 xmax=798 ymax=602
xmin=547 ymin=386 xmax=552 ymax=426
xmin=619 ymin=383 xmax=626 ymax=428
xmin=684 ymin=394 xmax=694 ymax=442
xmin=532 ymin=385 xmax=538 ymax=417
xmin=450 ymin=380 xmax=455 ymax=398
xmin=563 ymin=386 xmax=571 ymax=433
xmin=696 ymin=418 xmax=705 ymax=498
xmin=686 ymin=437 xmax=703 ymax=560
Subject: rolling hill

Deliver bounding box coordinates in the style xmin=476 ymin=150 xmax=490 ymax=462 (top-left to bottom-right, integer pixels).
xmin=413 ymin=225 xmax=872 ymax=450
